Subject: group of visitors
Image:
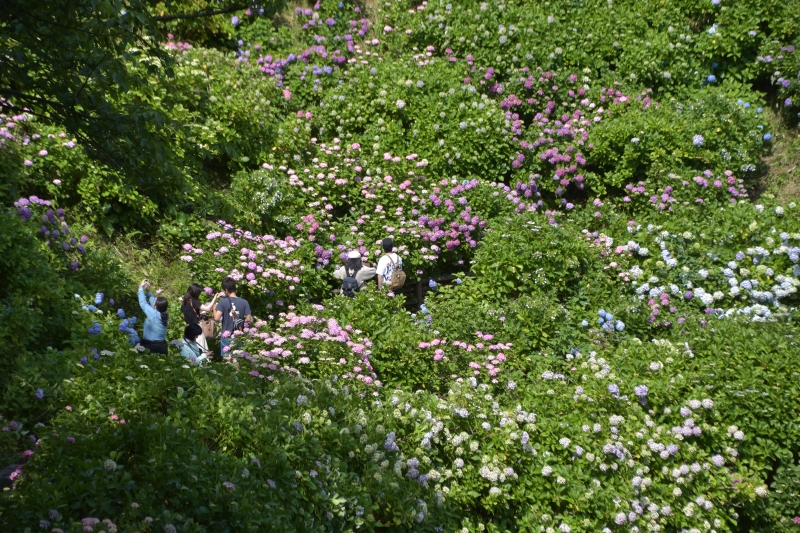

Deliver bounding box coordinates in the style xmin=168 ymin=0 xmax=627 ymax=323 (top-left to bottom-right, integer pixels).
xmin=136 ymin=276 xmax=251 ymax=362
xmin=334 ymin=238 xmax=405 ymax=296
xmin=133 ymin=237 xmax=404 ymax=360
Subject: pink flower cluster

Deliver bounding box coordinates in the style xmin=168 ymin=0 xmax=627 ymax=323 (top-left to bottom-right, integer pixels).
xmin=223 ymin=312 xmax=380 ymax=388
xmin=181 ymin=222 xmax=307 ymax=303
xmin=418 ymin=331 xmax=512 ymax=381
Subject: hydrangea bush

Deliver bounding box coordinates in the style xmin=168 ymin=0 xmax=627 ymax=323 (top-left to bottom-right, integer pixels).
xmin=3 ymin=0 xmax=800 ymax=531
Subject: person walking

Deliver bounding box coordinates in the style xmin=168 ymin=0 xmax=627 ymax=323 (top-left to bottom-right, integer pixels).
xmin=334 ymin=250 xmax=376 ymax=296
xmin=136 ymin=279 xmax=169 ymax=354
xmin=213 ymin=277 xmax=252 ymax=358
xmin=180 ymin=283 xmax=222 ymax=350
xmin=376 ymin=238 xmax=405 ymax=291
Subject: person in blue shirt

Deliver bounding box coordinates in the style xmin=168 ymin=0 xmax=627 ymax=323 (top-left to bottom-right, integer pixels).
xmin=179 ymin=323 xmax=209 ymax=364
xmin=137 ymin=279 xmax=169 ymax=354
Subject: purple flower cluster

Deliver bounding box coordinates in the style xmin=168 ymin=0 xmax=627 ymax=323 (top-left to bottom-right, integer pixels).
xmin=14 ymin=197 xmax=89 ymax=269
xmin=623 ymin=170 xmax=747 ymax=210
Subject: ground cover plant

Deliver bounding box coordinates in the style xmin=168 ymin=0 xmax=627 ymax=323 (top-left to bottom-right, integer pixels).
xmin=1 ymin=0 xmax=800 ymax=531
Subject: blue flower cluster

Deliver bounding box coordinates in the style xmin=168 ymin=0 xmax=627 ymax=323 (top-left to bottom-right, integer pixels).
xmin=87 ymin=322 xmax=102 ymax=335
xmin=118 ymin=317 xmax=140 ymax=345
xmin=94 ymin=292 xmax=104 ymax=305
xmin=596 ymin=309 xmax=625 ymax=332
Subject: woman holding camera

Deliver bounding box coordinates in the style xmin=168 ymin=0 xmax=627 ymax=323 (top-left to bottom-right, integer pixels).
xmin=180 ymin=283 xmax=222 ymax=351
xmin=137 ymin=279 xmax=169 ymax=354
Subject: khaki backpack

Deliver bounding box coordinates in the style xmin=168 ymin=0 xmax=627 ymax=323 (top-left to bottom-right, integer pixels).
xmin=386 ymin=254 xmax=406 ymax=291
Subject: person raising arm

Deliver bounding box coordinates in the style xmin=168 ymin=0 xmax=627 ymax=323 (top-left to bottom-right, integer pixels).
xmin=136 ymin=279 xmax=169 ymax=355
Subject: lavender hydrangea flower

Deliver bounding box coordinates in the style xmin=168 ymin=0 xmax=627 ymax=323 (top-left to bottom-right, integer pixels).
xmin=692 ymin=135 xmax=704 ymax=147
xmin=35 ymin=388 xmax=44 ymax=399
xmin=384 ymin=432 xmax=400 ymax=452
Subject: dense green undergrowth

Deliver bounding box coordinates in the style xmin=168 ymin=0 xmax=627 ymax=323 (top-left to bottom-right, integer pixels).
xmin=2 ymin=0 xmax=800 ymax=531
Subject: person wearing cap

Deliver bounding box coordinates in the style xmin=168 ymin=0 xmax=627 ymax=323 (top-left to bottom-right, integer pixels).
xmin=334 ymin=250 xmax=377 ymax=292
xmin=376 ymin=237 xmax=402 ymax=291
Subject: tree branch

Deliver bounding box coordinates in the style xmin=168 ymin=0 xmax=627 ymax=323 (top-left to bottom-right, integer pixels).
xmin=153 ymin=4 xmax=251 ymax=21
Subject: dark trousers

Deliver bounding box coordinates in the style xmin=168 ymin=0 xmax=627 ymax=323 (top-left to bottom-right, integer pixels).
xmin=140 ymin=338 xmax=168 ymax=355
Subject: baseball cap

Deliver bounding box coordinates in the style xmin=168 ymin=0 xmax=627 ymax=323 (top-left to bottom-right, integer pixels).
xmin=347 ymin=250 xmax=361 ymax=259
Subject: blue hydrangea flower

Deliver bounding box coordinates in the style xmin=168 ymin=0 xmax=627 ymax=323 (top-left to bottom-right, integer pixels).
xmin=763 ymin=133 xmax=772 ymax=141
xmin=707 ymin=75 xmax=716 ymax=83
xmin=580 ymin=320 xmax=589 ymax=327
xmin=35 ymin=388 xmax=44 ymax=399
xmin=231 ymin=16 xmax=239 ymax=26
xmin=87 ymin=305 xmax=97 ymax=313
xmin=615 ymin=321 xmax=625 ymax=332
xmin=598 ymin=317 xmax=605 ymax=324
xmin=428 ymin=279 xmax=437 ymax=290
xmin=455 ymin=278 xmax=463 ymax=285
xmin=692 ymin=134 xmax=704 ymax=146
xmin=117 ymin=309 xmax=125 ymax=318
xmin=94 ymin=292 xmax=104 ymax=305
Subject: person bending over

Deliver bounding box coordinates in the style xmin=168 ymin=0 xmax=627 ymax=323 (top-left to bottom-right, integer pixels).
xmin=334 ymin=250 xmax=376 ymax=296
xmin=179 ymin=323 xmax=210 ymax=364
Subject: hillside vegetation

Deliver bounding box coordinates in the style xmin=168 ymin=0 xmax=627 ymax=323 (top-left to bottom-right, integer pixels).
xmin=1 ymin=0 xmax=800 ymax=531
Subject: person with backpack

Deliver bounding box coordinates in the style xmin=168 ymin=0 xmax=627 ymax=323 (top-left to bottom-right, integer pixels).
xmin=376 ymin=238 xmax=406 ymax=292
xmin=213 ymin=277 xmax=252 ymax=358
xmin=136 ymin=279 xmax=169 ymax=355
xmin=179 ymin=323 xmax=210 ymax=364
xmin=334 ymin=250 xmax=376 ymax=297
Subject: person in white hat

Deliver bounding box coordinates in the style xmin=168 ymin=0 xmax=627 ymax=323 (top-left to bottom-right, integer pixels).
xmin=333 ymin=250 xmax=377 ymax=294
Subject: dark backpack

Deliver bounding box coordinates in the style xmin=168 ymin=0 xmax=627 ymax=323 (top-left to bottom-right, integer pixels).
xmin=341 ymin=267 xmax=361 ymax=298
xmin=227 ymin=297 xmax=245 ymax=331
